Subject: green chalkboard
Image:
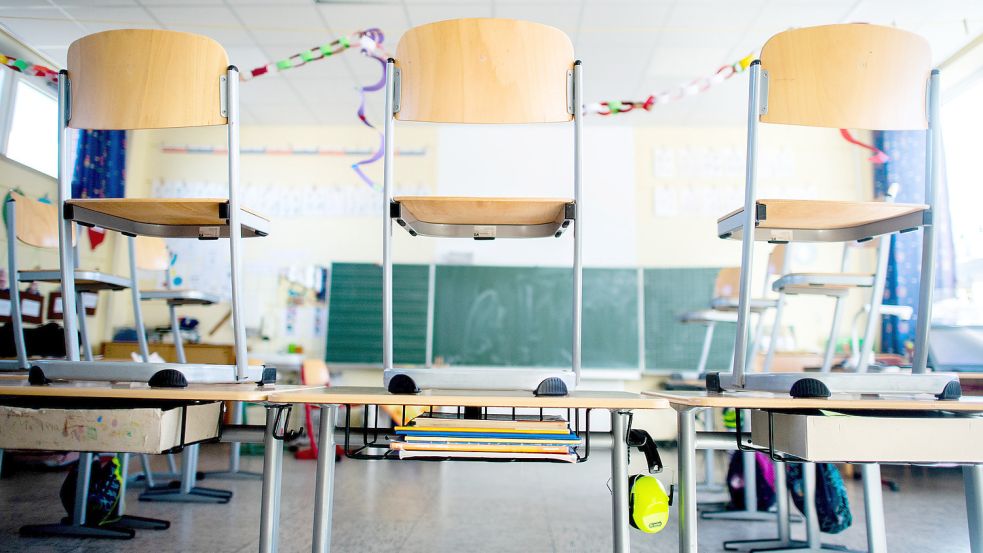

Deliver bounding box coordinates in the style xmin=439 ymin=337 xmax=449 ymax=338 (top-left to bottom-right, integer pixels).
xmin=644 ymin=268 xmax=735 ymax=372
xmin=432 ymin=266 xmax=639 ymax=368
xmin=324 ymin=262 xmax=734 ymax=372
xmin=325 ymin=263 xmax=429 ymax=365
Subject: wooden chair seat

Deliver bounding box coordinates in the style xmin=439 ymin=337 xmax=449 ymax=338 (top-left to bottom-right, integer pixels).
xmin=139 ymin=289 xmax=221 ymax=306
xmin=19 ymin=269 xmax=130 ymax=291
xmin=773 ymin=272 xmax=874 ymax=297
xmin=717 ymin=199 xmax=928 ymax=242
xmin=64 ymin=199 xmax=270 ymax=239
xmin=392 ymin=196 xmax=573 ymax=239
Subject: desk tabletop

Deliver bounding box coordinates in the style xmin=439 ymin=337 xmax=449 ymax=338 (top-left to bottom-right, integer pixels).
xmin=269 ymin=386 xmax=668 ymax=409
xmin=0 ymin=381 xmax=313 ymax=401
xmin=647 ymin=390 xmax=983 ymax=412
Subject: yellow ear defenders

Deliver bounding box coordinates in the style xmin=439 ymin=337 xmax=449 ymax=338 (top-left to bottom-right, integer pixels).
xmin=627 ymin=428 xmax=674 ymax=534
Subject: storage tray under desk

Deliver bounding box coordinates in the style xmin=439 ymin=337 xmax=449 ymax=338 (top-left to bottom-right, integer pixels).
xmin=341 ymin=404 xmax=594 ymax=463
xmin=747 ymin=408 xmax=983 ymax=464
xmin=0 ymin=397 xmax=222 ymax=454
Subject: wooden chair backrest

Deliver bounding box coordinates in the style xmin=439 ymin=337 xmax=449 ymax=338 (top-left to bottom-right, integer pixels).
xmin=714 ymin=268 xmax=741 ymax=299
xmin=395 ymin=18 xmax=574 ymax=123
xmin=135 ymin=236 xmax=170 ymax=272
xmin=766 ymin=244 xmax=787 ymax=278
xmin=759 ymin=24 xmax=931 ymax=130
xmin=11 ymin=192 xmax=61 ymax=249
xmin=714 ymin=245 xmax=787 ymax=299
xmin=67 ymin=29 xmax=229 ymax=130
xmin=301 ymin=358 xmax=330 ymax=386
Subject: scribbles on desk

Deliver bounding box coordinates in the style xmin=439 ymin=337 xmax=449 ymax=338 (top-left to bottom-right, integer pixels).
xmin=390 ymin=412 xmax=580 ymax=462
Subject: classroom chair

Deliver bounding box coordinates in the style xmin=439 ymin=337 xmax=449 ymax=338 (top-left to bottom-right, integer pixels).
xmin=710 ymin=23 xmax=960 ymax=399
xmin=681 ymin=245 xmax=787 ymax=376
xmin=380 ymin=18 xmax=582 ymax=395
xmin=123 ymin=236 xmax=232 ymax=503
xmin=3 ymin=192 xmax=132 ymax=367
xmin=766 ymin=186 xmax=899 ymax=377
xmin=30 ymin=29 xmax=272 ymax=386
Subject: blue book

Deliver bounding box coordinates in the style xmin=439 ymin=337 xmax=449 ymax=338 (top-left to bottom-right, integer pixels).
xmin=395 ymin=429 xmax=581 ymax=441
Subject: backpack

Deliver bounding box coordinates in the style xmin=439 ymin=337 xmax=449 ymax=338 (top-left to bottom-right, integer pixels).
xmin=726 ymin=451 xmax=777 ymax=512
xmin=59 ymin=455 xmax=123 ymax=526
xmin=786 ymin=463 xmax=852 ymax=534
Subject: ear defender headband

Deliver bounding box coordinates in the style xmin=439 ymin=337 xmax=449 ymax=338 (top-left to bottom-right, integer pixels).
xmin=626 ymin=428 xmax=674 ymax=534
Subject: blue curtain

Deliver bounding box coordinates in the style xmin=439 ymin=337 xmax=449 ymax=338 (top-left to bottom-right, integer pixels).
xmin=872 ymin=131 xmax=956 ymax=356
xmin=72 ymin=130 xmax=126 ymax=199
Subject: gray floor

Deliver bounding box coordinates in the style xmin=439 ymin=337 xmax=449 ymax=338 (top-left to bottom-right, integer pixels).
xmin=0 ymin=444 xmax=974 ymax=552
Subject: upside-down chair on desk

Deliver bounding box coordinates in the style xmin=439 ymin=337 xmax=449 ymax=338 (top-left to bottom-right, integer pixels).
xmin=380 ymin=18 xmax=583 ymax=396
xmin=709 ymin=23 xmax=960 ymax=399
xmin=28 ymin=28 xmax=272 ymax=387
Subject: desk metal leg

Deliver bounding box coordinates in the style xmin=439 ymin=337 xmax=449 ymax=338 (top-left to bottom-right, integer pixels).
xmin=313 ymin=405 xmax=338 ymax=553
xmin=862 ymin=464 xmax=887 ymax=553
xmin=139 ymin=444 xmax=233 ymax=503
xmin=758 ymin=463 xmax=859 ymax=553
xmin=698 ymin=408 xmax=726 ymax=494
xmin=725 ymin=461 xmax=806 ymax=551
xmin=966 ymin=465 xmax=983 ymax=553
xmin=260 ymin=407 xmax=285 ymax=553
xmin=611 ymin=410 xmax=631 ymax=553
xmin=20 ymin=452 xmax=135 ymax=539
xmin=208 ymin=402 xmax=263 ymax=480
xmin=678 ymin=407 xmax=699 ymax=553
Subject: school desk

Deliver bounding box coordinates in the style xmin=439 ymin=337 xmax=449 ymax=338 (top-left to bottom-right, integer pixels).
xmin=0 ymin=381 xmax=310 ymax=552
xmin=267 ymin=386 xmax=668 ymax=553
xmin=647 ymin=390 xmax=983 ymax=553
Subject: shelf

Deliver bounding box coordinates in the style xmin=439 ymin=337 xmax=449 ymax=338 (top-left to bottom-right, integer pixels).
xmin=773 ymin=272 xmax=874 ymax=297
xmin=64 ymin=199 xmax=270 ymax=239
xmin=391 ymin=197 xmax=574 ymax=239
xmin=140 ymin=289 xmax=221 ymax=306
xmin=18 ymin=269 xmax=130 ymax=291
xmin=717 ymin=199 xmax=928 ymax=242
xmin=340 ymin=404 xmax=593 ymax=464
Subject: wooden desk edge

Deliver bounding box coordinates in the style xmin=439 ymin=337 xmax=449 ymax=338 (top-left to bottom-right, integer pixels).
xmin=268 ymin=388 xmax=669 ymax=410
xmin=644 ymin=390 xmax=983 ymax=411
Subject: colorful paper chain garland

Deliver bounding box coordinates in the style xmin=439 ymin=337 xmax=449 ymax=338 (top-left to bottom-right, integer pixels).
xmin=585 ymin=54 xmax=756 ymax=116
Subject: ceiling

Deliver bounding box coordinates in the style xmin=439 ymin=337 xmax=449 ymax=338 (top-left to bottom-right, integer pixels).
xmin=1 ymin=0 xmax=981 ymax=126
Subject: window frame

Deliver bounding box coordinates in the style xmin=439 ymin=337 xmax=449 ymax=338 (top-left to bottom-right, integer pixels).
xmin=0 ymin=69 xmax=59 ymax=177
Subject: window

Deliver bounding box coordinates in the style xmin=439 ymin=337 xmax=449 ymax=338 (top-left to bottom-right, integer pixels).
xmin=4 ymin=77 xmax=58 ymax=177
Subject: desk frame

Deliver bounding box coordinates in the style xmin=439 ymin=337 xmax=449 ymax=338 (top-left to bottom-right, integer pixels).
xmin=659 ymin=392 xmax=983 ymax=553
xmin=269 ymin=387 xmax=667 ymax=553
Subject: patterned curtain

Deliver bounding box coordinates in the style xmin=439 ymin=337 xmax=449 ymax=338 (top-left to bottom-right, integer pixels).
xmin=72 ymin=130 xmax=126 ymax=199
xmin=872 ymin=131 xmax=956 ymax=356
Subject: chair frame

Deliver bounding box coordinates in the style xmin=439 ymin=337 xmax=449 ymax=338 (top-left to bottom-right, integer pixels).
xmin=380 ymin=20 xmax=583 ymax=395
xmin=29 ymin=38 xmax=270 ymax=386
xmin=715 ymin=51 xmax=959 ymax=398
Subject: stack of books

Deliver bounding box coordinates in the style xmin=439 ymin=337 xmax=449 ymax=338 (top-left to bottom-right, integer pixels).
xmin=390 ymin=412 xmax=582 ymax=462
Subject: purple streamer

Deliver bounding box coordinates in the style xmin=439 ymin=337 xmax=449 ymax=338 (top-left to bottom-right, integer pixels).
xmin=351 ymin=29 xmax=388 ymax=190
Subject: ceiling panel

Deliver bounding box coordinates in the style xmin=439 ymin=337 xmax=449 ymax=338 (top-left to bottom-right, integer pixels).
xmin=234 ymin=4 xmax=330 ymax=46
xmin=64 ymin=6 xmax=159 ymax=32
xmin=145 ymin=5 xmax=254 ymax=45
xmin=405 ymin=2 xmax=493 ymax=27
xmin=2 ymin=0 xmax=981 ymax=126
xmin=0 ymin=7 xmax=87 ymax=47
xmin=491 ymin=2 xmax=581 ymax=38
